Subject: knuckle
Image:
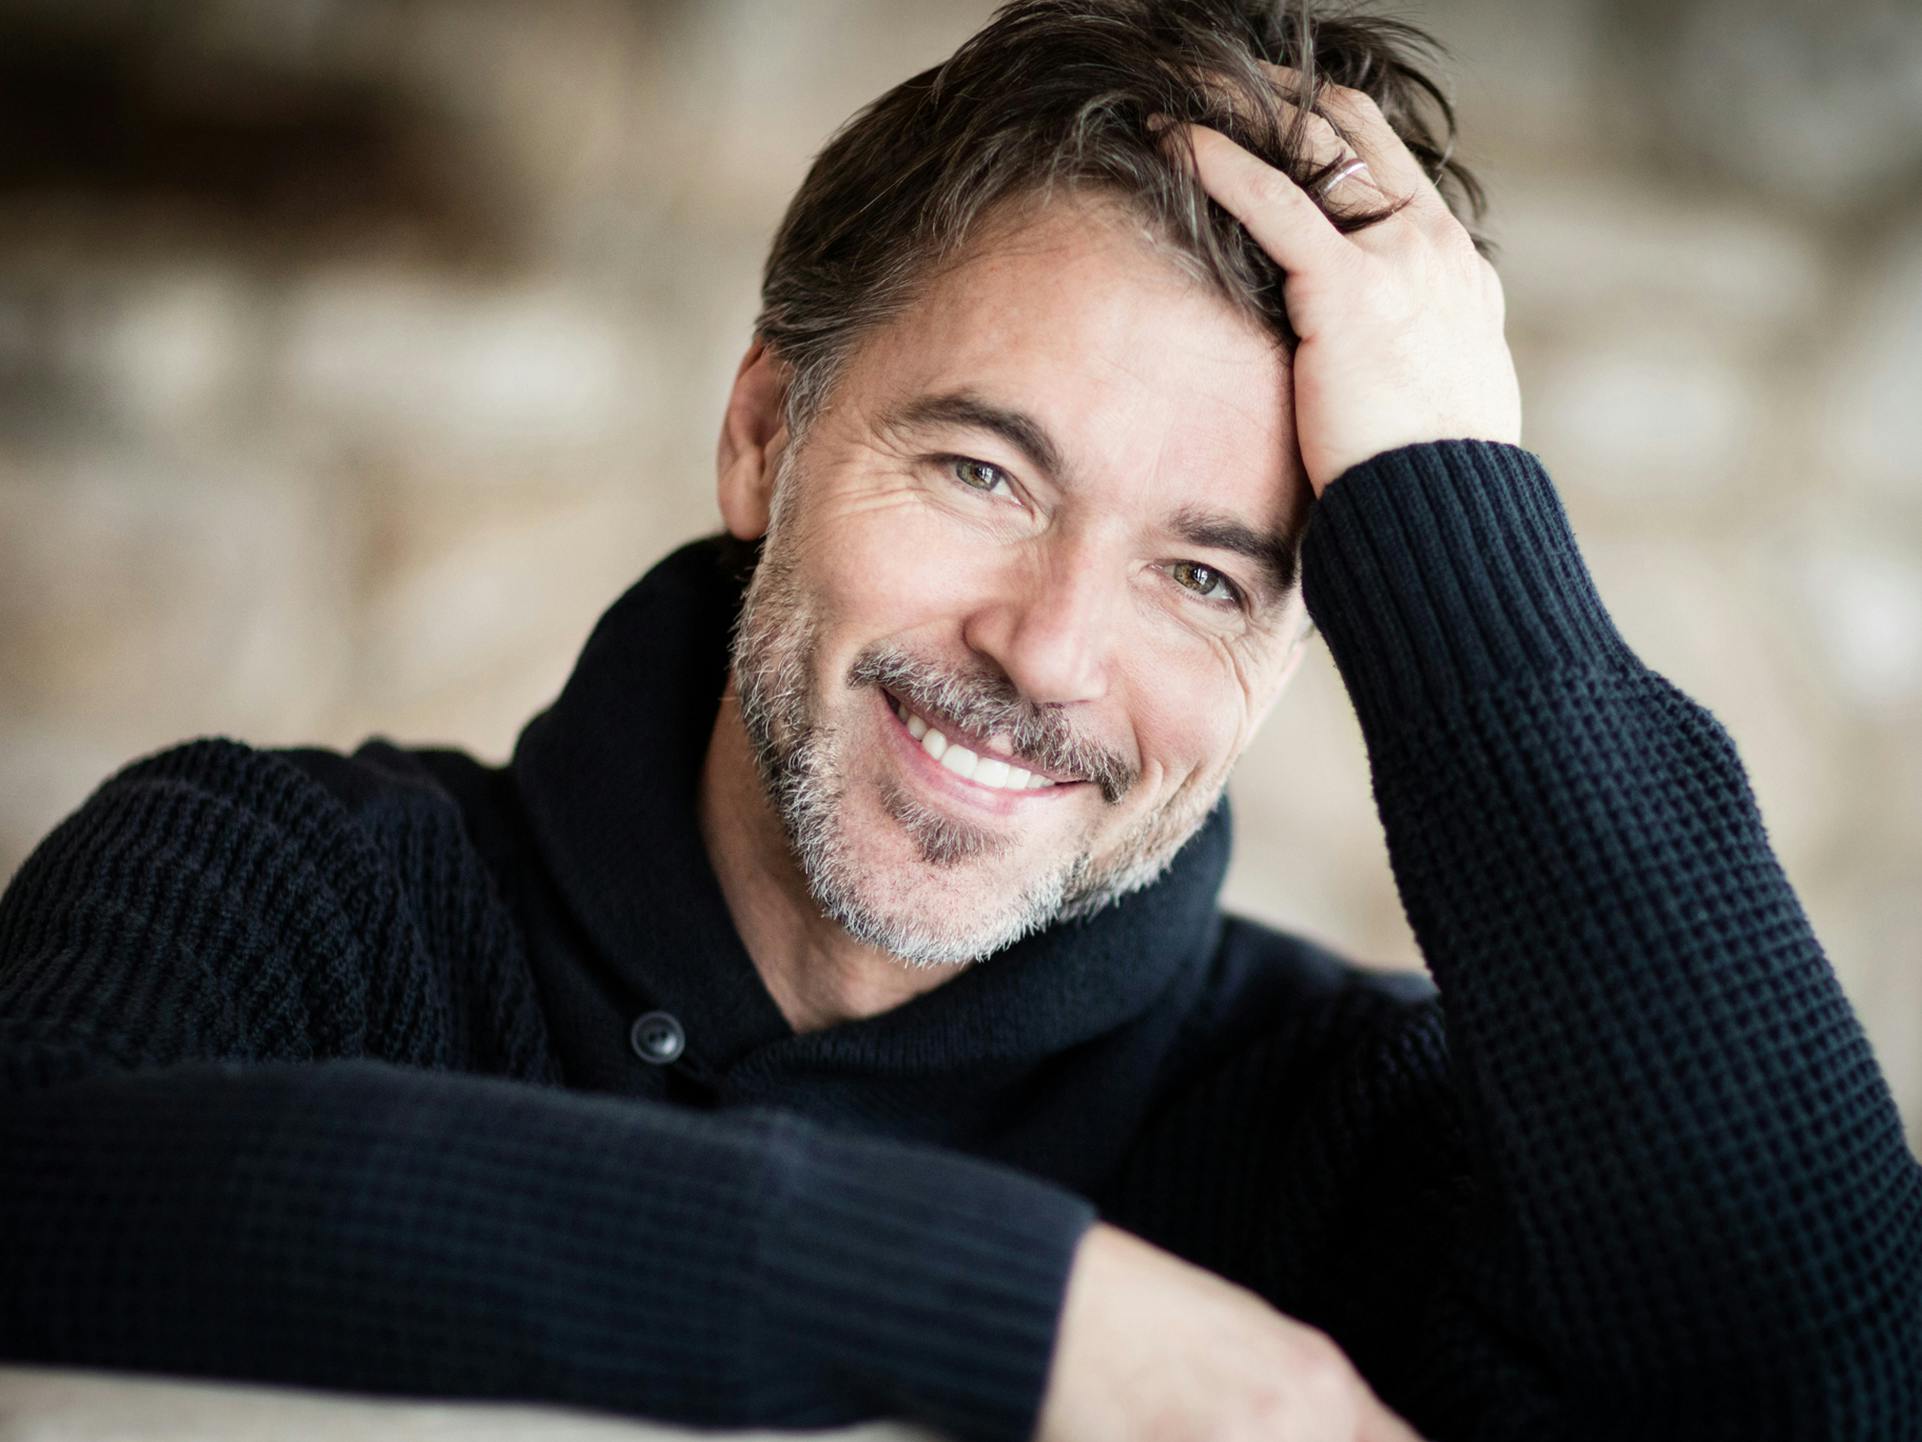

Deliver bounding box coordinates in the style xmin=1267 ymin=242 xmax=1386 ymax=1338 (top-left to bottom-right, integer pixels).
xmin=1328 ymin=83 xmax=1383 ymax=120
xmin=1249 ymin=166 xmax=1302 ymax=211
xmin=1291 ymin=1326 xmax=1360 ymax=1395
xmin=1417 ymin=201 xmax=1463 ymax=236
xmin=1299 ymin=111 xmax=1343 ymax=152
xmin=1428 ymin=212 xmax=1479 ymax=256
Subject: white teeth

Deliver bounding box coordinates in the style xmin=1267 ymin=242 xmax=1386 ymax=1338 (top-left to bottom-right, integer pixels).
xmin=891 ymin=691 xmax=1062 ymax=792
xmin=940 ymin=742 xmax=979 ymax=779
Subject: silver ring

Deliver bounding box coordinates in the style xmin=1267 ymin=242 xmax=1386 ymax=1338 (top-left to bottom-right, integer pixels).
xmin=1313 ymin=155 xmax=1371 ymax=199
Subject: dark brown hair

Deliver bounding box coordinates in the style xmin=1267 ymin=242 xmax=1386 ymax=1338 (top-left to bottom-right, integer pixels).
xmin=754 ymin=0 xmax=1486 ymax=442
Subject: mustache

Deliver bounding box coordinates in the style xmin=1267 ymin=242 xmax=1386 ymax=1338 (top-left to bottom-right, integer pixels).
xmin=847 ymin=646 xmax=1137 ymax=804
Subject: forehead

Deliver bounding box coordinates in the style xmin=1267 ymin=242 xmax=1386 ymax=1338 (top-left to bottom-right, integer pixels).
xmin=833 ymin=194 xmax=1304 ymax=537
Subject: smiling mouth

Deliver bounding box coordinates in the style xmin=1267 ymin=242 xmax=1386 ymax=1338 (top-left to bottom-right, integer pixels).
xmin=883 ymin=690 xmax=1070 ymax=794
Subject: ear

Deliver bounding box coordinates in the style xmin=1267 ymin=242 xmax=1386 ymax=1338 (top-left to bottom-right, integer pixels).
xmin=716 ymin=336 xmax=792 ymax=542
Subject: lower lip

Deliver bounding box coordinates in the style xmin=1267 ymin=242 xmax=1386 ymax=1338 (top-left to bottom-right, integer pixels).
xmin=878 ymin=689 xmax=1079 ymax=817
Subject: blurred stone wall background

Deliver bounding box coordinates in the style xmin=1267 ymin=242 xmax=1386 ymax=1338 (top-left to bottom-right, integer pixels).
xmin=1 ymin=0 xmax=1917 ymax=1149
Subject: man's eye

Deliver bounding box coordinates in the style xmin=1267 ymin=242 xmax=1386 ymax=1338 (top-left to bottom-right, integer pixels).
xmin=1169 ymin=559 xmax=1242 ymax=607
xmin=948 ymin=457 xmax=1015 ymax=498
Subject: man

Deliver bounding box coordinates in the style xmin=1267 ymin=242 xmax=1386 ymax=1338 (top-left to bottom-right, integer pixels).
xmin=1 ymin=2 xmax=1916 ymax=1441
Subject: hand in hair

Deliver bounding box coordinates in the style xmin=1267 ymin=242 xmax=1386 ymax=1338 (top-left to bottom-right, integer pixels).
xmin=1158 ymin=66 xmax=1522 ymax=499
xmin=1036 ymin=1221 xmax=1428 ymax=1442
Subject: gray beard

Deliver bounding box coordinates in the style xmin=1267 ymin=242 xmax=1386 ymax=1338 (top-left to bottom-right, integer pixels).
xmin=725 ymin=477 xmax=1225 ymax=968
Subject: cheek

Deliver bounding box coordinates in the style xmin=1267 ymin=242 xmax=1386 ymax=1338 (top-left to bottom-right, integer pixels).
xmin=799 ymin=489 xmax=988 ymax=636
xmin=1123 ymin=662 xmax=1247 ymax=788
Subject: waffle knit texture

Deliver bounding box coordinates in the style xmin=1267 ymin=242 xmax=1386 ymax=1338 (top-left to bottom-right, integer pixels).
xmin=1 ymin=441 xmax=1916 ymax=1441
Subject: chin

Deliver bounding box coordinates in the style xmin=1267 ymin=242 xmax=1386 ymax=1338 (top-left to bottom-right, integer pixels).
xmin=798 ymin=795 xmax=1083 ymax=968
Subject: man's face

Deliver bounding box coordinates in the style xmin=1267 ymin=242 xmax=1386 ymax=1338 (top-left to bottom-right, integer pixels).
xmin=728 ymin=195 xmax=1311 ymax=967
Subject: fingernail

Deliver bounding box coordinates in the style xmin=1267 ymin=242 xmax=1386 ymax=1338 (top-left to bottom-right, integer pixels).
xmin=1145 ymin=112 xmax=1174 ymax=135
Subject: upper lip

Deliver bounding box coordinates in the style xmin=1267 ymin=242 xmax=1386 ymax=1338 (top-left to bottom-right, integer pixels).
xmin=885 ymin=689 xmax=1084 ymax=785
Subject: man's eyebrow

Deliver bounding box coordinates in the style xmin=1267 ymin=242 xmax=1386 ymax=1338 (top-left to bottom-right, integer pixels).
xmin=879 ymin=389 xmax=1068 ymax=483
xmin=1167 ymin=504 xmax=1302 ymax=599
xmin=880 ymin=387 xmax=1303 ymax=600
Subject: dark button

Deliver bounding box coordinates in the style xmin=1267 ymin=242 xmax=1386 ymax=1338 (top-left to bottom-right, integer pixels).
xmin=629 ymin=1010 xmax=686 ymax=1065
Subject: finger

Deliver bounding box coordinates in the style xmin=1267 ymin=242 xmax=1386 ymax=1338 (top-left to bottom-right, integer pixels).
xmin=1271 ymin=93 xmax=1388 ymax=207
xmin=1258 ymin=61 xmax=1445 ymax=213
xmin=1169 ymin=122 xmax=1348 ymax=277
xmin=1248 ymin=65 xmax=1386 ymax=207
xmin=1316 ymin=84 xmax=1450 ymax=216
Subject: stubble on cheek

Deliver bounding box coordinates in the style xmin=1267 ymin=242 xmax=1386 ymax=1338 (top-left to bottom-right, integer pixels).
xmin=724 ymin=475 xmax=1231 ymax=960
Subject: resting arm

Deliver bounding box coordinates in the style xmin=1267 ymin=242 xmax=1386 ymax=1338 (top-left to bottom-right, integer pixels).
xmin=0 ymin=1054 xmax=1090 ymax=1440
xmin=1302 ymin=441 xmax=1922 ymax=1440
xmin=0 ymin=741 xmax=1092 ymax=1442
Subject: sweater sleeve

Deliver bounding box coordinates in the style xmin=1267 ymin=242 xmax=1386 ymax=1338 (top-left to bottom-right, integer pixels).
xmin=1298 ymin=442 xmax=1922 ymax=1441
xmin=0 ymin=742 xmax=1094 ymax=1442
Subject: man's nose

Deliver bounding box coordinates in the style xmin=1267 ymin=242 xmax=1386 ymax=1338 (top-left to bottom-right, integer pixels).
xmin=959 ymin=550 xmax=1116 ymax=707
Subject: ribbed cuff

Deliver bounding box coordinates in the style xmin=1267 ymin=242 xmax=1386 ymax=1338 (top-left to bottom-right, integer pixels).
xmin=758 ymin=1118 xmax=1097 ymax=1442
xmin=1301 ymin=441 xmax=1638 ymax=738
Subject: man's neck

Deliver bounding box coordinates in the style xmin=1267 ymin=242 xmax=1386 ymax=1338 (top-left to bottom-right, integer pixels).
xmin=696 ymin=688 xmax=956 ymax=1035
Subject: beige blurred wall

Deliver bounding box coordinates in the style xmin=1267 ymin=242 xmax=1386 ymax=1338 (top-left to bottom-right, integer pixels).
xmin=1 ymin=0 xmax=1918 ymax=1150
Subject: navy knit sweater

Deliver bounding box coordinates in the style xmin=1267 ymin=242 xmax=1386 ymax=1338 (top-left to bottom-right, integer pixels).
xmin=1 ymin=442 xmax=1916 ymax=1441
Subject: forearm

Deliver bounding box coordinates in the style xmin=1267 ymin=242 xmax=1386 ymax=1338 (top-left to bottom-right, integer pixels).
xmin=1303 ymin=442 xmax=1922 ymax=1420
xmin=0 ymin=1056 xmax=1093 ymax=1442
